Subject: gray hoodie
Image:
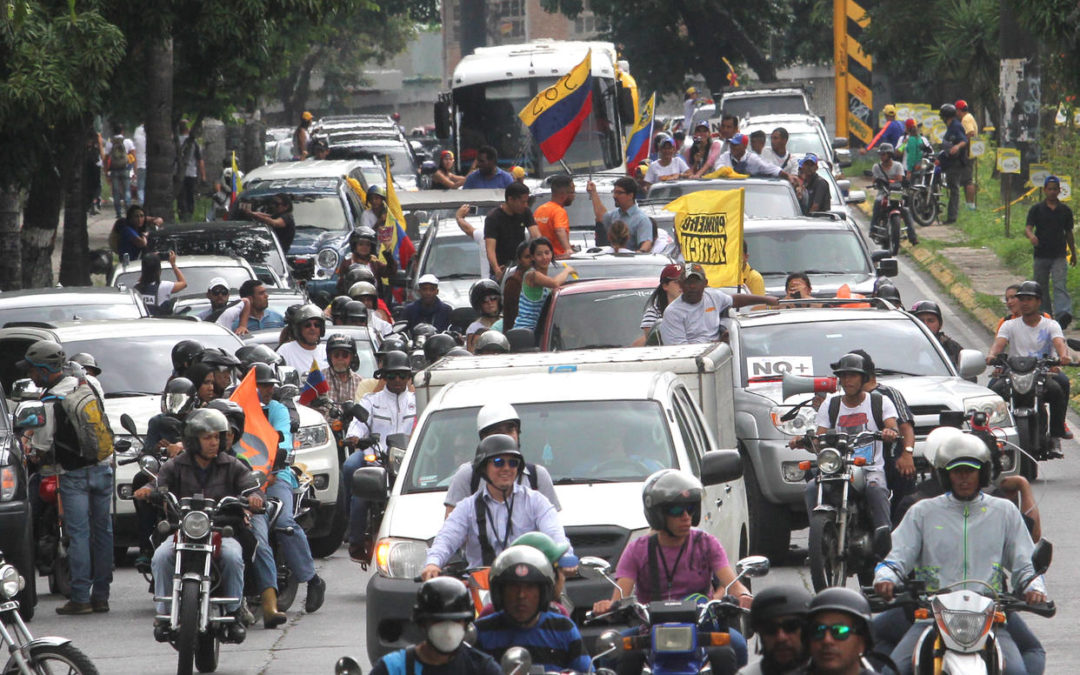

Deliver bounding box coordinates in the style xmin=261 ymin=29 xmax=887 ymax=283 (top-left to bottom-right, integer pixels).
xmin=874 ymin=491 xmax=1045 ymax=595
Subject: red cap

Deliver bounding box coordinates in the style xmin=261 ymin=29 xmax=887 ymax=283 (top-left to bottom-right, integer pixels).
xmin=661 ymin=263 xmax=684 ymax=281
xmin=905 ymin=118 xmax=917 ymax=130
xmin=955 ymin=99 xmax=968 ymax=110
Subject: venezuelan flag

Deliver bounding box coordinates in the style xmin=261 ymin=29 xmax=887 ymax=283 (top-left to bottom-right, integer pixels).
xmin=381 ymin=157 xmax=416 ymax=299
xmin=518 ymin=50 xmax=594 ymax=163
xmin=299 ymin=358 xmax=329 ymax=406
xmin=625 ymin=92 xmax=655 ymax=174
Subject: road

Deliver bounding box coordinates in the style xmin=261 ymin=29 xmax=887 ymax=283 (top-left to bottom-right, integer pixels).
xmin=22 ymin=213 xmax=1078 ymax=674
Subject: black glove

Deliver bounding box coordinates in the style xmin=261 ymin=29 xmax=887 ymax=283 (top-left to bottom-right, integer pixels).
xmin=356 ymin=436 xmax=378 ymax=450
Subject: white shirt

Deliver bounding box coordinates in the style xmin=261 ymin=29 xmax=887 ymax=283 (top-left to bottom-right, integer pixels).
xmin=345 ymin=388 xmax=416 ymax=453
xmin=369 ymin=313 xmax=393 ymax=337
xmin=133 ymin=125 xmax=146 ymax=169
xmin=760 ymin=147 xmax=798 ymax=174
xmin=711 ymin=150 xmax=782 ymax=177
xmin=181 ymin=135 xmax=200 ymax=178
xmin=471 ymin=228 xmax=491 ymax=280
xmin=815 ymin=392 xmax=899 ymax=481
xmin=277 ymin=340 xmax=328 ymax=373
xmin=645 ymin=156 xmax=689 ymax=184
xmin=659 ymin=288 xmax=734 ymax=345
xmin=996 ymin=316 xmax=1064 ymax=358
xmin=360 ymin=211 xmax=377 ymax=230
xmin=139 ymin=280 xmax=175 ymax=308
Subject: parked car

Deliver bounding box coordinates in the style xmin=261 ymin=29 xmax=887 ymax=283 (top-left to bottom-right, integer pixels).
xmin=145 ymin=221 xmax=297 ymax=290
xmin=0 ymin=286 xmax=147 ymax=325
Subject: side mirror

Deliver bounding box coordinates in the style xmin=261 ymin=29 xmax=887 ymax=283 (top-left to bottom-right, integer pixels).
xmin=500 ymin=646 xmax=532 ymax=675
xmin=832 ymin=136 xmax=850 ymax=149
xmin=875 ymin=258 xmax=899 ymax=278
xmin=10 ymin=378 xmax=41 ymax=402
xmin=351 ymin=466 xmax=389 ymax=502
xmin=13 ymin=401 xmax=46 ymax=430
xmin=139 ymin=455 xmax=162 ymax=475
xmin=734 ymin=555 xmax=771 ymax=579
xmin=345 ymin=402 xmax=369 ymax=425
xmin=845 ymin=190 xmax=867 ymax=205
xmin=386 ymin=433 xmax=408 ymax=449
xmin=1032 ymin=539 xmax=1053 ymax=576
xmin=389 ymin=270 xmax=409 ymax=289
xmin=870 ymin=249 xmax=891 ymax=262
xmin=248 ymin=470 xmax=267 ymax=488
xmin=836 ymin=179 xmax=851 ymax=195
xmin=120 ymin=413 xmax=138 ymax=437
xmin=835 ymin=148 xmax=853 ymax=167
xmin=957 ymin=349 xmax=987 ymax=379
xmin=595 ymin=629 xmax=623 ymax=657
xmin=700 ymin=449 xmax=743 ymax=486
xmin=577 ymin=556 xmax=613 ymax=581
xmin=334 ymin=656 xmax=364 ymax=675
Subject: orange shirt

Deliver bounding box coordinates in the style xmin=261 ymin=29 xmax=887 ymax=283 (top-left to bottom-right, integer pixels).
xmin=533 ymin=201 xmax=570 ymax=257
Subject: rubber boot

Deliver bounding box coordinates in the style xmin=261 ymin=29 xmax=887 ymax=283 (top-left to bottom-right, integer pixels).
xmin=261 ymin=588 xmax=287 ymax=629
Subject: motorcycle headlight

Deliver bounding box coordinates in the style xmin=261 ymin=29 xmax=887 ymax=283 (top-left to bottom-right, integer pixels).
xmin=295 ymin=424 xmax=329 ymax=451
xmin=653 ymin=625 xmax=695 ymax=653
xmin=817 ymin=448 xmax=844 ymax=475
xmin=0 ymin=564 xmax=23 ymax=600
xmin=374 ymin=538 xmax=428 ymax=578
xmin=0 ymin=466 xmax=17 ymax=502
xmin=963 ymin=395 xmax=1011 ymax=425
xmin=933 ymin=598 xmax=994 ymax=649
xmin=1009 ymin=371 xmax=1037 ymax=396
xmin=181 ymin=511 xmax=211 ymax=540
xmin=770 ymin=404 xmax=818 ymax=436
xmin=317 ymin=248 xmax=340 ymax=272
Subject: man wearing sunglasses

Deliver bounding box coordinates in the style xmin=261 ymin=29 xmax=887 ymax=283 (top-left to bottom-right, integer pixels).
xmin=742 ymin=585 xmax=812 ymax=675
xmin=197 ymin=277 xmax=236 ymax=322
xmin=277 ymin=303 xmax=329 ymax=372
xmin=344 ymin=350 xmax=417 ymax=562
xmin=801 ymin=587 xmax=879 ymax=675
xmin=421 ymin=434 xmax=572 ymax=580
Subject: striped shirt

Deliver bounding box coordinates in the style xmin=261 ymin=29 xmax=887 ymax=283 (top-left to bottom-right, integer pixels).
xmin=323 ymin=368 xmax=363 ymax=404
xmin=512 ymin=282 xmax=549 ymax=330
xmin=474 ymin=610 xmax=591 ymax=673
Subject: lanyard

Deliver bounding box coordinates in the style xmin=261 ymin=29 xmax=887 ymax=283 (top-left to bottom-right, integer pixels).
xmin=657 ymin=536 xmax=689 ymax=594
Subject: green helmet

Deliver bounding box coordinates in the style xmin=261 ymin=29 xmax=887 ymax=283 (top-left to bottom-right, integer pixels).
xmin=510 ymin=532 xmax=570 ymax=568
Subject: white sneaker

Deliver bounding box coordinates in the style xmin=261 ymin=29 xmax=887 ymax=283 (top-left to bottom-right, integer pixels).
xmin=966 ymin=202 xmax=976 ymax=210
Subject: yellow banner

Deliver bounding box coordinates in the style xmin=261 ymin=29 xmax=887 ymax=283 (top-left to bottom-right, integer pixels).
xmin=997 ymin=148 xmax=1022 ymax=174
xmin=518 ymin=50 xmax=591 ymax=127
xmin=665 ymin=190 xmax=744 ymax=287
xmin=1059 ymin=175 xmax=1072 ymax=201
xmin=1028 ymin=163 xmax=1052 ymax=188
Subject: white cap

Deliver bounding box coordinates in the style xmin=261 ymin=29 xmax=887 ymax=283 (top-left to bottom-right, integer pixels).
xmin=207 ymin=277 xmax=229 ymax=292
xmin=417 ymin=274 xmax=439 ymax=287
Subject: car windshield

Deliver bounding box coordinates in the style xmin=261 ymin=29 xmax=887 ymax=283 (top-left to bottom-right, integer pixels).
xmin=747 ymin=229 xmax=870 ymax=276
xmin=148 ymin=227 xmax=286 ymax=278
xmin=114 ymin=266 xmax=254 ymax=299
xmin=643 ymin=184 xmax=800 ymax=218
xmin=723 ymin=95 xmax=808 ymax=118
xmin=563 ymin=191 xmax=616 ymax=229
xmin=423 ymin=235 xmax=481 ymax=279
xmin=0 ymin=302 xmax=142 ymax=324
xmin=403 ymin=400 xmax=675 ymax=491
xmin=238 ymin=193 xmax=348 ymax=232
xmin=64 ymin=334 xmax=242 ymax=395
xmin=328 ymin=146 xmax=416 ymax=176
xmin=571 ymin=259 xmax=669 ymax=281
xmin=739 ymin=318 xmax=952 ymax=385
xmin=549 ymin=288 xmax=652 ymax=350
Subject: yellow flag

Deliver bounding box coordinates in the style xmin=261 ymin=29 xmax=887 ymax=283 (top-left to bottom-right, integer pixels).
xmin=664 ymin=190 xmax=744 ymax=287
xmin=345 ymin=176 xmax=367 ymax=204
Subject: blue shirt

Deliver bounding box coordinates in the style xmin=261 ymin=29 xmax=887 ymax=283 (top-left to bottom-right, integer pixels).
xmin=403 ymin=299 xmax=452 ymax=331
xmin=943 ymin=119 xmax=968 ymax=167
xmin=117 ymin=223 xmax=143 ymax=260
xmin=264 ymin=400 xmax=297 ymax=487
xmin=371 ymin=644 xmax=501 ymax=675
xmin=601 ymin=203 xmax=653 ymax=250
xmin=880 ymin=119 xmax=904 ymax=148
xmin=463 ymin=169 xmax=514 ymax=190
xmin=244 ymin=309 xmax=285 ymax=332
xmin=475 ymin=610 xmax=592 ymax=673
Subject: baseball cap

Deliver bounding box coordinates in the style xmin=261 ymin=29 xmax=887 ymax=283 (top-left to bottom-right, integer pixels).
xmin=955 ymin=99 xmax=968 ymax=110
xmin=1045 ymin=175 xmax=1061 ymax=188
xmin=660 ymin=263 xmax=684 ymax=281
xmin=681 ymin=263 xmax=708 ymax=282
xmin=207 ymin=277 xmax=229 ymax=293
xmin=301 ymin=111 xmax=313 ymax=121
xmin=945 ymin=457 xmax=983 ymax=471
xmin=729 ymin=133 xmax=748 ymax=147
xmin=657 ymin=134 xmax=675 ymax=148
xmin=686 ymin=86 xmax=696 ymax=95
xmin=418 ymin=274 xmax=440 ymax=286
xmin=694 ymin=120 xmax=711 ymax=131
xmin=511 ymin=166 xmax=526 ymax=179
xmin=798 ymin=153 xmax=819 ymax=168
xmin=905 ymin=118 xmax=917 ymax=130
xmin=882 ymin=104 xmax=897 ymax=116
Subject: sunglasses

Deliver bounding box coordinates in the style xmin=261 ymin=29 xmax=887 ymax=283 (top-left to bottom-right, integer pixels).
xmin=490 ymin=457 xmax=521 ymax=469
xmin=665 ymin=504 xmax=699 ymax=517
xmin=810 ymin=623 xmax=855 ymax=642
xmin=210 ymin=288 xmax=228 ymax=296
xmin=301 ymin=320 xmax=322 ymax=328
xmin=761 ymin=618 xmax=803 ymax=636
xmin=384 ymin=372 xmax=410 ymax=380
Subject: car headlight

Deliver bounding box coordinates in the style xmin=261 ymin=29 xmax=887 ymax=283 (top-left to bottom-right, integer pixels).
xmin=963 ymin=395 xmax=1011 ymax=426
xmin=0 ymin=467 xmax=17 ymax=502
xmin=770 ymin=404 xmax=818 ymax=436
xmin=316 ymin=248 xmax=340 ymax=273
xmin=181 ymin=511 xmax=211 ymax=540
xmin=0 ymin=564 xmax=23 ymax=600
xmin=653 ymin=625 xmax=695 ymax=652
xmin=115 ymin=434 xmax=143 ymax=458
xmin=374 ymin=538 xmax=428 ymax=578
xmin=817 ymin=448 xmax=844 ymax=475
xmin=295 ymin=424 xmax=329 ymax=450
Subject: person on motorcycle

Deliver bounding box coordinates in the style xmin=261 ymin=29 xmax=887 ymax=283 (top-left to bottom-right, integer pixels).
xmin=474 ymin=545 xmax=592 ymax=673
xmin=591 ymin=469 xmax=752 ymax=671
xmin=909 ymin=300 xmax=965 ymax=370
xmin=277 ymin=303 xmax=328 ymax=372
xmin=986 ymin=280 xmax=1071 ymax=454
xmin=870 ymin=143 xmax=918 ymax=246
xmin=800 ymin=352 xmax=899 ymax=558
xmin=370 ymin=577 xmax=502 ymax=675
xmin=443 ymin=402 xmax=560 ymax=517
xmin=740 ymin=586 xmax=812 ymax=675
xmin=135 ymin=408 xmax=261 ymax=643
xmin=347 ymin=284 xmax=393 ymax=336
xmin=344 ymin=350 xmax=417 ymax=562
xmin=474 ymin=329 xmax=511 ymax=355
xmin=799 ymin=588 xmax=880 ymax=675
xmin=475 ymin=531 xmax=574 ymax=618
xmin=466 ymin=279 xmax=502 ymax=352
xmin=872 ymin=433 xmax=1047 ymax=675
xmin=336 ymin=226 xmax=395 ymax=297
xmin=198 ymin=347 xmax=240 ymax=397
xmin=170 ymin=339 xmax=204 ymax=381
xmin=323 ymin=333 xmax=364 ymax=404
xmin=421 ymin=434 xmax=573 ymax=578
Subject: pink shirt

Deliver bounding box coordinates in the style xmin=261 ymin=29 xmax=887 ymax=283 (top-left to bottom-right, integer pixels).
xmin=615 ymin=529 xmax=729 ymax=603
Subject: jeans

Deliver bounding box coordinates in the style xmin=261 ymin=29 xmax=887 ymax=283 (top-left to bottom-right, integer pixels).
xmin=136 ymin=168 xmax=147 ymax=205
xmin=989 ymin=375 xmax=1067 ymax=438
xmin=1032 ymin=256 xmax=1071 ymax=318
xmin=153 ymin=537 xmax=244 ymax=614
xmin=804 ymin=480 xmax=891 ymax=532
xmin=180 ymin=176 xmax=197 ymax=220
xmin=881 ymin=614 xmax=1031 ymax=675
xmin=265 ymin=479 xmax=315 ymax=583
xmin=249 ymin=511 xmax=277 ymax=592
xmin=344 ymin=451 xmax=370 ymax=546
xmin=945 ymin=168 xmax=962 ymax=221
xmin=109 ymin=171 xmax=130 ymax=219
xmin=58 ymin=463 xmax=113 ymax=603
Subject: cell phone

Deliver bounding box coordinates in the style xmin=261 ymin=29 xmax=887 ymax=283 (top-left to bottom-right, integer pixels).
xmin=792 ymin=290 xmax=802 ymax=299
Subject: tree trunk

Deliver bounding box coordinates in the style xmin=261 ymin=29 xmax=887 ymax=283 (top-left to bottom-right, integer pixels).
xmin=288 ymin=49 xmax=323 ymax=121
xmin=676 ymin=0 xmax=778 ymax=86
xmin=21 ymin=157 xmax=63 ymax=289
xmin=0 ymin=186 xmax=21 ymax=291
xmin=60 ymin=117 xmax=93 ymax=287
xmin=146 ymin=37 xmax=176 ymax=223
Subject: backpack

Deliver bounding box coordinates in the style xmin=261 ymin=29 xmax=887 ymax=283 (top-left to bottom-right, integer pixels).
xmin=826 ymin=390 xmax=885 ymax=431
xmin=109 ymin=135 xmax=128 ymax=172
xmin=54 ymin=382 xmax=114 ymax=463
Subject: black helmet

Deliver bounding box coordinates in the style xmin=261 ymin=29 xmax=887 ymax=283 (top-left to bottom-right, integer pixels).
xmin=374 ymin=350 xmax=411 ymax=379
xmin=469 ymin=279 xmax=502 ymax=314
xmin=198 ymin=347 xmax=241 ymax=370
xmin=412 ymin=323 xmax=437 ymax=341
xmin=910 ymin=300 xmax=942 ymax=322
xmin=236 ymin=344 xmax=283 ymax=372
xmin=446 ymin=347 xmax=471 ymax=357
xmin=348 ymin=281 xmax=378 ymax=301
xmin=475 ymin=330 xmax=511 ymax=354
xmin=939 ymin=103 xmax=957 ymax=119
xmin=290 ymin=303 xmax=326 ymax=341
xmin=253 ymin=362 xmax=281 ymax=386
xmin=182 ymin=408 xmax=229 ymax=456
xmin=750 ymin=585 xmax=812 ymax=630
xmin=830 ymin=352 xmax=871 ymax=381
xmin=377 ymin=336 xmax=409 ymax=356
xmin=490 ymin=545 xmax=556 ymax=623
xmin=424 ymin=333 xmax=458 ymax=364
xmin=206 ymin=399 xmax=245 ymax=439
xmin=283 ymin=304 xmax=304 ymax=327
xmin=344 ymin=264 xmax=377 ymax=288
xmin=1016 ymin=280 xmax=1042 ymax=299
xmin=641 ymin=469 xmax=703 ymax=531
xmin=329 ymin=295 xmax=352 ymax=323
xmin=171 ymin=340 xmax=204 ymax=372
xmin=344 ymin=300 xmax=369 ymax=324
xmin=472 ymin=433 xmax=524 ymax=476
xmin=366 ymin=185 xmax=386 ymax=204
xmin=326 ymin=333 xmax=358 ymax=370
xmin=162 ymin=377 xmax=196 ymax=418
xmin=873 ymin=281 xmax=901 ymax=305
xmin=412 ymin=577 xmax=473 ymax=624
xmin=349 ymin=227 xmax=378 ymax=250
xmin=806 ymin=587 xmax=873 ymax=648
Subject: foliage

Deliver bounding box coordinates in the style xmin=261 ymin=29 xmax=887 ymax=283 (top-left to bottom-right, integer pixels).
xmin=773 ymin=0 xmax=832 ymax=66
xmin=1014 ymin=0 xmax=1080 ymax=99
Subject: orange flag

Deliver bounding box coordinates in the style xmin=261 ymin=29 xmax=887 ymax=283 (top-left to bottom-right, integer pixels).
xmin=229 ymin=368 xmax=281 ymax=478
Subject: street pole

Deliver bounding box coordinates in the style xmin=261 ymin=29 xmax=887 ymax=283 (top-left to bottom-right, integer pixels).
xmin=1004 ymin=174 xmax=1011 ymax=238
xmin=834 ymin=0 xmax=848 ymax=141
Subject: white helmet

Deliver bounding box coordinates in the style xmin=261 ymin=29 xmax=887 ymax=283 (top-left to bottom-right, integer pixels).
xmin=476 ymin=401 xmax=520 ymax=438
xmin=922 ymin=426 xmax=964 ymax=466
xmin=934 ymin=432 xmax=992 ymax=488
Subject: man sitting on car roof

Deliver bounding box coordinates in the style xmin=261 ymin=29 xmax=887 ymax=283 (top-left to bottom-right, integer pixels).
xmin=709 ymin=133 xmax=795 ymax=183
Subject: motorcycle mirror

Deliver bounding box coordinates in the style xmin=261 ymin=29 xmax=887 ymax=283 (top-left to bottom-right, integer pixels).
xmin=139 ymin=455 xmax=161 ymax=474
xmin=248 ymin=470 xmax=266 ymax=488
xmin=334 ymin=657 xmax=363 ymax=675
xmin=463 ymin=622 xmax=478 ymax=647
xmin=1031 ymin=539 xmax=1053 ymax=577
xmin=347 ymin=403 xmax=369 ymax=425
xmin=500 ymin=646 xmax=532 ymax=675
xmin=155 ymin=520 xmax=173 ymax=537
xmin=386 ymin=433 xmax=408 ymax=449
xmin=12 ymin=401 xmax=46 ymax=430
xmin=120 ymin=413 xmax=138 ymax=437
xmin=734 ymin=555 xmax=771 ymax=579
xmin=577 ymin=556 xmax=613 ymax=582
xmin=352 ymin=467 xmax=389 ymax=502
xmin=875 ymin=258 xmax=899 ymax=278
xmin=594 ymin=629 xmax=623 ymax=658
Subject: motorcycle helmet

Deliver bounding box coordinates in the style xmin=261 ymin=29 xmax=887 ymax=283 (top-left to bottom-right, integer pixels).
xmin=910 ymin=300 xmax=942 ymax=322
xmin=70 ymin=352 xmax=101 ymax=376
xmin=475 ymin=330 xmax=511 ymax=355
xmin=349 ymin=227 xmax=378 ymax=251
xmin=489 ymin=545 xmax=556 ymax=623
xmin=642 ymin=469 xmax=703 ymax=532
xmin=412 ymin=577 xmax=474 ymax=624
xmin=253 ymin=362 xmax=281 ymax=386
xmin=236 ymin=344 xmax=283 ymax=373
xmin=424 ymin=333 xmax=458 ymax=364
xmin=377 ymin=336 xmax=409 ymax=357
xmin=19 ymin=340 xmax=66 ymax=372
xmin=472 ymin=433 xmax=524 ymax=477
xmin=830 ymin=352 xmax=872 ymax=383
xmin=476 ymin=401 xmax=521 ymax=438
xmin=290 ymin=303 xmax=326 ymax=342
xmin=806 ymin=587 xmax=873 ymax=648
xmin=412 ymin=323 xmax=438 ymax=342
xmin=872 ymin=281 xmax=902 ymax=306
xmin=366 ymin=185 xmax=386 ymax=205
xmin=343 ymin=265 xmax=377 ymax=289
xmin=750 ymin=585 xmax=812 ymax=631
xmin=933 ymin=432 xmax=992 ymax=488
xmin=329 ymin=295 xmax=352 ymax=324
xmin=283 ymin=304 xmax=304 ymax=329
xmin=348 ymin=281 xmax=378 ymax=301
xmin=326 ymin=333 xmax=358 ymax=371
xmin=206 ymin=399 xmax=245 ymax=440
xmin=182 ymin=408 xmax=229 ymax=456
xmin=374 ymin=350 xmax=411 ymax=380
xmin=922 ymin=425 xmax=964 ymax=467
xmin=445 ymin=347 xmax=471 ymax=357
xmin=198 ymin=346 xmax=241 ymax=370
xmin=469 ymin=279 xmax=502 ymax=315
xmin=510 ymin=532 xmax=571 ymax=570
xmin=1015 ymin=280 xmax=1042 ymax=299
xmin=171 ymin=340 xmax=204 ymax=373
xmin=939 ymin=103 xmax=957 ymax=119
xmin=161 ymin=377 xmax=197 ymax=418
xmin=343 ymin=300 xmax=369 ymax=325
xmin=876 ymin=142 xmax=895 ymax=158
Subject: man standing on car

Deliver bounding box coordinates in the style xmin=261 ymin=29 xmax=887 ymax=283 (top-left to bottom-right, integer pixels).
xmin=1026 ymin=175 xmax=1076 ymax=327
xmin=533 ymin=175 xmax=575 ymax=259
xmin=464 ymin=146 xmax=514 ymax=189
xmin=586 ymin=176 xmax=653 ymax=251
xmin=485 ymin=183 xmax=539 ymax=282
xmin=23 ymin=340 xmax=114 ymax=616
xmin=659 ymin=264 xmax=777 ymax=345
xmin=760 ymin=127 xmax=799 ymax=174
xmin=795 ymin=154 xmax=830 ymax=215
xmin=217 ymin=280 xmax=286 ymax=336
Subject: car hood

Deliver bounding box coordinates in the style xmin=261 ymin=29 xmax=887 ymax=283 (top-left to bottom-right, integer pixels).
xmin=104 ymin=395 xmax=162 ymax=436
xmin=760 ymin=272 xmax=877 ymax=297
xmin=290 ymin=226 xmax=344 ymax=255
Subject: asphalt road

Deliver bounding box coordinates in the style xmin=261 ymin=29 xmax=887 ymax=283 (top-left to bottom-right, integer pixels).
xmin=21 ymin=212 xmax=1077 ymax=674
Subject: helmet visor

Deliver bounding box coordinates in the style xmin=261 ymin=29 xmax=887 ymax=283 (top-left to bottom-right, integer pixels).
xmin=164 ymin=392 xmax=191 ymax=416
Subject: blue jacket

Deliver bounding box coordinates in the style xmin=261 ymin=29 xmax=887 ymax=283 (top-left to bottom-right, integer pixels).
xmin=475 ymin=609 xmax=592 ymax=673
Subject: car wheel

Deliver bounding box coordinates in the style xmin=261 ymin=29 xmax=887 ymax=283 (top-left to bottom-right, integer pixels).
xmin=308 ymin=474 xmax=347 ymax=559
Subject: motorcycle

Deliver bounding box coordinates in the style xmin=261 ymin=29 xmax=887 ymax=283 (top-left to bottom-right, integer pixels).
xmin=908 ymin=145 xmax=942 ymax=226
xmin=34 ymin=474 xmax=71 ymax=599
xmin=871 ymin=179 xmax=912 ymax=256
xmin=989 ymin=354 xmax=1068 ymax=480
xmin=581 ymin=555 xmax=770 ymax=675
xmin=262 ymin=466 xmax=318 ymax=612
xmin=500 ymin=644 xmax=617 ymax=674
xmin=350 ymin=432 xmax=410 ymax=569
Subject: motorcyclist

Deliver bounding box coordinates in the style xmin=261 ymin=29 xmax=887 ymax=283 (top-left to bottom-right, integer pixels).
xmin=335 ymin=225 xmax=395 ymax=298
xmin=198 ymin=347 xmax=241 ymax=397
xmin=739 ymin=586 xmax=812 ymax=675
xmin=422 ymin=333 xmax=458 ymax=367
xmin=872 ymin=433 xmax=1048 ymax=675
xmin=797 ymin=588 xmax=880 ymax=675
xmin=277 ymin=303 xmax=328 ymax=372
xmin=68 ymin=352 xmax=104 ymax=398
xmin=343 ymin=350 xmax=416 ymax=561
xmin=909 ymin=300 xmax=965 ymax=371
xmin=466 ymin=279 xmax=502 ymax=352
xmin=870 ymin=143 xmax=918 ymax=246
xmin=327 ymin=295 xmax=352 ymax=325
xmin=474 ymin=545 xmax=592 ymax=673
xmin=369 ymin=577 xmax=501 ymax=675
xmin=348 ymin=284 xmax=394 ymax=335
xmin=421 ymin=434 xmax=573 ymax=578
xmin=443 ymin=402 xmax=560 ymax=517
xmin=322 ymin=333 xmax=364 ymax=405
xmin=170 ymin=339 xmax=204 ymax=381
xmin=135 ymin=408 xmax=261 ymax=643
xmin=474 ymin=330 xmax=511 ymax=355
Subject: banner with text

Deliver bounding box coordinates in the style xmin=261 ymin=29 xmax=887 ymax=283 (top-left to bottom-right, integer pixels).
xmin=665 ymin=189 xmax=744 ymax=287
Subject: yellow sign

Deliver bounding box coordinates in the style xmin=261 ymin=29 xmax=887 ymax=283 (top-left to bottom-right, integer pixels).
xmin=665 ymin=190 xmax=745 ymax=287
xmin=1028 ymin=164 xmax=1052 ymax=188
xmin=997 ymin=148 xmax=1021 ymax=174
xmin=834 ymin=0 xmax=873 ymax=145
xmin=970 ymin=140 xmax=987 ymax=158
xmin=1059 ymin=175 xmax=1072 ymax=201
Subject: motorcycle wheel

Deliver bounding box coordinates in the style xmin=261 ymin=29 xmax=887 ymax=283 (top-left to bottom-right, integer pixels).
xmin=176 ymin=578 xmax=201 ymax=675
xmin=911 ymin=190 xmax=938 ymax=226
xmin=0 ymin=642 xmax=98 ymax=675
xmin=1014 ymin=416 xmax=1039 ymax=481
xmin=888 ymin=214 xmax=902 ymax=256
xmin=50 ymin=554 xmax=71 ymax=599
xmin=275 ymin=542 xmax=298 ymax=612
xmin=808 ymin=512 xmax=846 ymax=592
xmin=195 ymin=629 xmax=219 ymax=673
